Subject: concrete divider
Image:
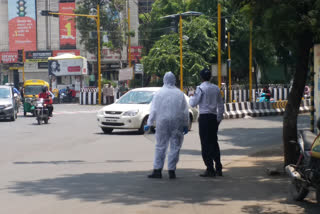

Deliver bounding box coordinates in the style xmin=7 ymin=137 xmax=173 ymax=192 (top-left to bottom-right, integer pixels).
xmin=223 ymin=99 xmax=311 ymax=119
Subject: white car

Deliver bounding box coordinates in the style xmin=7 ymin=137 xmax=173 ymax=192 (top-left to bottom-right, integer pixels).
xmin=97 ymin=87 xmax=199 ymax=134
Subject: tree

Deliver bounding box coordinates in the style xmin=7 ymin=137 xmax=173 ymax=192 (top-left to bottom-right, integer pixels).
xmin=74 ymin=0 xmax=126 ymax=55
xmin=236 ymin=0 xmax=320 ymax=165
xmin=142 ymin=16 xmax=217 ymax=86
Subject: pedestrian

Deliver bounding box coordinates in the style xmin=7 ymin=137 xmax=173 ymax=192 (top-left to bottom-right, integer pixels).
xmin=144 ymin=72 xmax=189 ymax=179
xmin=189 ymin=68 xmax=225 ymax=177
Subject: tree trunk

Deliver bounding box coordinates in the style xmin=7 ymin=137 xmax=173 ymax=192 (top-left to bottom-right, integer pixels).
xmin=283 ymin=33 xmax=313 ymax=166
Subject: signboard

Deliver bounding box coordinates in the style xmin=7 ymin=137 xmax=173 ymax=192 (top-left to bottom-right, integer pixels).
xmin=59 ymin=1 xmax=77 ymax=49
xmin=314 ymin=44 xmax=320 ymax=126
xmin=25 ymin=51 xmax=52 ymax=62
xmin=8 ymin=0 xmax=37 ymax=51
xmin=130 ymin=46 xmax=143 ymax=63
xmin=87 ymin=48 xmax=121 ymax=62
xmin=119 ymin=67 xmax=133 ymax=81
xmin=53 ymin=49 xmax=80 ymax=57
xmin=0 ymin=51 xmax=18 ymax=63
xmin=48 ymin=58 xmax=87 ymax=76
xmin=212 ymin=63 xmax=227 ymax=77
xmin=135 ymin=64 xmax=143 ymax=74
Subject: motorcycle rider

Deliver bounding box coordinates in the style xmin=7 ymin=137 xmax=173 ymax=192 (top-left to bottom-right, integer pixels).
xmin=38 ymin=86 xmax=53 ymax=117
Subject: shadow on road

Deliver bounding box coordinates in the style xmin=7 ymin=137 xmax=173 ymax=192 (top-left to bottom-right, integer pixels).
xmin=7 ymin=158 xmax=319 ymax=212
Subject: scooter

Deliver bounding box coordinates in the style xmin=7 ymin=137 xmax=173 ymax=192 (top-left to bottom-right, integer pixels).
xmin=256 ymin=92 xmax=275 ymax=103
xmin=34 ymin=98 xmax=49 ymax=125
xmin=285 ymin=124 xmax=320 ymax=203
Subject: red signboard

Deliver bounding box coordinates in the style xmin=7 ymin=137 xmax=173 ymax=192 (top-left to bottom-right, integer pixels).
xmin=8 ymin=1 xmax=37 ymax=51
xmin=59 ymin=2 xmax=77 ymax=49
xmin=130 ymin=46 xmax=143 ymax=63
xmin=53 ymin=50 xmax=80 ymax=57
xmin=0 ymin=51 xmax=18 ymax=63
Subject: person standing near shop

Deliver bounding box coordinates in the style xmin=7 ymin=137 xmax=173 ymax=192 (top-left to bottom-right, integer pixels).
xmin=189 ymin=68 xmax=225 ymax=177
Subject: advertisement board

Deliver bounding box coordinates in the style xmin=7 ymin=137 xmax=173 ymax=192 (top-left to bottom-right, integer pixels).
xmin=59 ymin=1 xmax=77 ymax=49
xmin=25 ymin=51 xmax=52 ymax=62
xmin=8 ymin=0 xmax=37 ymax=51
xmin=130 ymin=46 xmax=143 ymax=63
xmin=0 ymin=51 xmax=18 ymax=63
xmin=48 ymin=58 xmax=87 ymax=76
xmin=87 ymin=48 xmax=121 ymax=62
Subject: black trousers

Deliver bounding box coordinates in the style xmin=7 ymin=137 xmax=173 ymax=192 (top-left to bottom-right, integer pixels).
xmin=198 ymin=114 xmax=222 ymax=172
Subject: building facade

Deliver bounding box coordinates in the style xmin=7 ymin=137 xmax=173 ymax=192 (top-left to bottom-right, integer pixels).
xmin=0 ymin=0 xmax=149 ymax=90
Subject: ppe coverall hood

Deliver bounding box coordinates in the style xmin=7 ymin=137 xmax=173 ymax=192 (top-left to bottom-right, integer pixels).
xmin=147 ymin=72 xmax=189 ymax=170
xmin=163 ymin=72 xmax=176 ymax=88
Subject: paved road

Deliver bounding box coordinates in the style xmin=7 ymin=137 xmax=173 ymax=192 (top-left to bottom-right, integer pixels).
xmin=0 ymin=104 xmax=315 ymax=213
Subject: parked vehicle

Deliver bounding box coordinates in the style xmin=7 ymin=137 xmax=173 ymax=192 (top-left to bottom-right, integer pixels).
xmin=23 ymin=79 xmax=49 ymax=116
xmin=35 ymin=98 xmax=49 ymax=125
xmin=0 ymin=85 xmax=18 ymax=121
xmin=97 ymin=87 xmax=199 ymax=134
xmin=285 ymin=124 xmax=320 ymax=203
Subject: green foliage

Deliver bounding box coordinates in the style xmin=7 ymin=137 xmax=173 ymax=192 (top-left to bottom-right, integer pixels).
xmin=142 ymin=16 xmax=216 ymax=86
xmin=74 ymin=0 xmax=126 ymax=55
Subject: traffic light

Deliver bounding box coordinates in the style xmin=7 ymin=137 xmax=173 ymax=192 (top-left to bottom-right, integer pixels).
xmin=17 ymin=49 xmax=24 ymax=63
xmin=17 ymin=0 xmax=26 ymax=17
xmin=221 ymin=18 xmax=228 ymax=50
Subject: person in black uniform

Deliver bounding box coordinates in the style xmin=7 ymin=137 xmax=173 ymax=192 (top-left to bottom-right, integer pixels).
xmin=189 ymin=68 xmax=225 ymax=177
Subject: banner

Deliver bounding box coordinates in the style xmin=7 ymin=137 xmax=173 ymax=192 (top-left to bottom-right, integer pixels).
xmin=25 ymin=51 xmax=52 ymax=62
xmin=130 ymin=46 xmax=143 ymax=63
xmin=0 ymin=51 xmax=18 ymax=63
xmin=53 ymin=50 xmax=80 ymax=57
xmin=49 ymin=58 xmax=87 ymax=76
xmin=59 ymin=1 xmax=77 ymax=49
xmin=8 ymin=0 xmax=37 ymax=51
xmin=87 ymin=48 xmax=121 ymax=62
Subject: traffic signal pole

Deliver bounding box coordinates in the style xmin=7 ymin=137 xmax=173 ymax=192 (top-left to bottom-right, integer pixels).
xmin=22 ymin=49 xmax=25 ymax=82
xmin=228 ymin=32 xmax=231 ymax=103
xmin=217 ymin=3 xmax=221 ymax=88
xmin=249 ymin=20 xmax=253 ymax=102
xmin=179 ymin=15 xmax=183 ymax=91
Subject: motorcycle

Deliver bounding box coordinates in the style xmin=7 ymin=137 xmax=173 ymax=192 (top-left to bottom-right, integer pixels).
xmin=34 ymin=98 xmax=49 ymax=125
xmin=256 ymin=92 xmax=275 ymax=103
xmin=285 ymin=125 xmax=320 ymax=203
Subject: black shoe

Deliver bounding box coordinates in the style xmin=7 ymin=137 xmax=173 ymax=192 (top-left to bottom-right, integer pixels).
xmin=216 ymin=170 xmax=223 ymax=176
xmin=168 ymin=170 xmax=176 ymax=179
xmin=199 ymin=170 xmax=216 ymax=177
xmin=148 ymin=169 xmax=162 ymax=179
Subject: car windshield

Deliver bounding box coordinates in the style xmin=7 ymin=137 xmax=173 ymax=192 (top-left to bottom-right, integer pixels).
xmin=25 ymin=85 xmax=43 ymax=96
xmin=117 ymin=91 xmax=155 ymax=104
xmin=0 ymin=88 xmax=11 ymax=99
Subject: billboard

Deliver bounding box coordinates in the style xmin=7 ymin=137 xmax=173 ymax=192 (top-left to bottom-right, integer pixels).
xmin=8 ymin=0 xmax=37 ymax=51
xmin=314 ymin=44 xmax=320 ymax=125
xmin=87 ymin=48 xmax=121 ymax=62
xmin=49 ymin=58 xmax=87 ymax=76
xmin=25 ymin=51 xmax=52 ymax=62
xmin=59 ymin=1 xmax=77 ymax=49
xmin=0 ymin=51 xmax=18 ymax=63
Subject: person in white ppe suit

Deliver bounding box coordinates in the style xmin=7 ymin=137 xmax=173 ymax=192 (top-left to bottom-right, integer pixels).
xmin=144 ymin=72 xmax=189 ymax=179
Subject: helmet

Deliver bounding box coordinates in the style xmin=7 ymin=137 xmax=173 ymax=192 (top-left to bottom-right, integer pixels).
xmin=200 ymin=68 xmax=211 ymax=81
xmin=42 ymin=86 xmax=48 ymax=93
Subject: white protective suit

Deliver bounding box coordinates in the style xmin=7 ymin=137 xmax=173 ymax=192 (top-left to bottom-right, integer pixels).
xmin=147 ymin=72 xmax=189 ymax=170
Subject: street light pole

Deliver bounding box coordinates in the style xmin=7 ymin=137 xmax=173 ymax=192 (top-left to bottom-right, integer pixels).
xmin=179 ymin=15 xmax=183 ymax=91
xmin=96 ymin=4 xmax=102 ymax=105
xmin=249 ymin=20 xmax=253 ymax=102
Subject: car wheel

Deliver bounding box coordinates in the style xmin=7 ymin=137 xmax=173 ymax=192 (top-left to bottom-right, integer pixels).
xmin=10 ymin=113 xmax=15 ymax=121
xmin=188 ymin=114 xmax=193 ymax=131
xmin=102 ymin=127 xmax=113 ymax=134
xmin=138 ymin=116 xmax=148 ymax=134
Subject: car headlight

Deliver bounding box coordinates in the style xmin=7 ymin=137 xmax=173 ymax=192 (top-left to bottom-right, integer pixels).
xmin=123 ymin=109 xmax=139 ymax=116
xmin=97 ymin=109 xmax=104 ymax=116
